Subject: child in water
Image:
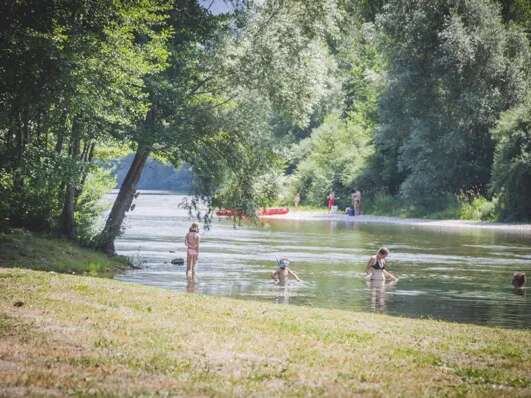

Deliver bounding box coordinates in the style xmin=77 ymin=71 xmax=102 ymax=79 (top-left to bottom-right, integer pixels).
xmin=366 ymin=247 xmax=398 ymax=282
xmin=272 ymin=257 xmax=302 ymax=285
xmin=512 ymin=272 xmax=526 ymax=289
xmin=185 ymin=223 xmax=200 ymax=280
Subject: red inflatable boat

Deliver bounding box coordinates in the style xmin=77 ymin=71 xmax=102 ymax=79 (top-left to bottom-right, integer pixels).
xmin=215 ymin=209 xmax=243 ymax=217
xmin=258 ymin=207 xmax=289 ymax=216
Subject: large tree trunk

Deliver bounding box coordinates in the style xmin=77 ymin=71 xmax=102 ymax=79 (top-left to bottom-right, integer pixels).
xmin=96 ymin=144 xmax=151 ymax=255
xmin=61 ymin=118 xmax=81 ymax=239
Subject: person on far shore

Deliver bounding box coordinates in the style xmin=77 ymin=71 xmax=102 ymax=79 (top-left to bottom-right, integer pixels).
xmin=352 ymin=189 xmax=362 ymax=216
xmin=327 ymin=191 xmax=336 ymax=213
xmin=272 ymin=257 xmax=302 ymax=285
xmin=185 ymin=223 xmax=200 ymax=280
xmin=293 ymin=192 xmax=301 ymax=208
xmin=366 ymin=247 xmax=398 ymax=282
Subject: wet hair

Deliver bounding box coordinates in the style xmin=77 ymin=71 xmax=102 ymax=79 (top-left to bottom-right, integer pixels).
xmin=512 ymin=272 xmax=526 ymax=288
xmin=378 ymin=247 xmax=389 ymax=256
xmin=189 ymin=223 xmax=199 ymax=233
xmin=278 ymin=258 xmax=290 ymax=269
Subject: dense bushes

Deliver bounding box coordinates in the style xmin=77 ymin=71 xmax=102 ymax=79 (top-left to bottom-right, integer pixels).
xmin=286 ymin=0 xmax=530 ymax=221
xmin=291 ymin=114 xmax=373 ymax=208
xmin=491 ymin=95 xmax=531 ymax=221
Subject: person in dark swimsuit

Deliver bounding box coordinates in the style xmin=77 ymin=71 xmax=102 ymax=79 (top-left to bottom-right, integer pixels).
xmin=366 ymin=247 xmax=398 ymax=281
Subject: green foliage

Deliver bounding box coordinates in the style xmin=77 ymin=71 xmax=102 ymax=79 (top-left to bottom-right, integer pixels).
xmin=0 ymin=147 xmax=81 ymax=231
xmin=292 ymin=113 xmax=373 ymax=207
xmin=457 ymin=193 xmax=498 ymax=221
xmin=0 ymin=229 xmax=128 ymax=274
xmin=372 ymin=0 xmax=530 ymax=207
xmin=75 ymin=168 xmax=116 ymax=243
xmin=0 ymin=0 xmax=171 ymax=236
xmin=491 ymin=95 xmax=531 ymax=220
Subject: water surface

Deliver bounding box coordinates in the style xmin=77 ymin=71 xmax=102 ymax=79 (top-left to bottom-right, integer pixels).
xmin=112 ymin=192 xmax=531 ymax=329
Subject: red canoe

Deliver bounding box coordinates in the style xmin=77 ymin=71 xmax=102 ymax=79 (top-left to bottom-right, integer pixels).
xmin=215 ymin=209 xmax=243 ymax=217
xmin=216 ymin=208 xmax=289 ymax=216
xmin=258 ymin=207 xmax=289 ymax=216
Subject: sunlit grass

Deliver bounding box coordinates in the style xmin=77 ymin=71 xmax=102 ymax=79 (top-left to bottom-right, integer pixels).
xmin=0 ymin=229 xmax=129 ymax=275
xmin=1 ymin=268 xmax=529 ymax=397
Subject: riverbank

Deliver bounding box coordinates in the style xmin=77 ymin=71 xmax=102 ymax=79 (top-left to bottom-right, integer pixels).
xmin=261 ymin=210 xmax=531 ymax=234
xmin=1 ymin=268 xmax=530 ymax=397
xmin=0 ymin=229 xmax=129 ymax=275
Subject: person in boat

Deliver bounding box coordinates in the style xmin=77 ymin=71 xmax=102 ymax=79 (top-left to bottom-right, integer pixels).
xmin=184 ymin=223 xmax=200 ymax=280
xmin=272 ymin=257 xmax=302 ymax=285
xmin=366 ymin=247 xmax=398 ymax=281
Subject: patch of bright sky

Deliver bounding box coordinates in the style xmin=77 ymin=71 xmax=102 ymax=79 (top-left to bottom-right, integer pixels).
xmin=198 ymin=0 xmax=236 ymax=15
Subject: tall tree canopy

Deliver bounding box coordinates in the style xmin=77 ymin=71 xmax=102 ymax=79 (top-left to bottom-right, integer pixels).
xmin=372 ymin=0 xmax=530 ymax=206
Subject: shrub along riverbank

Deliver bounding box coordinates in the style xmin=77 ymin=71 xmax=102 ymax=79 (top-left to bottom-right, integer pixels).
xmin=0 ymin=229 xmax=129 ymax=275
xmin=1 ymin=268 xmax=530 ymax=397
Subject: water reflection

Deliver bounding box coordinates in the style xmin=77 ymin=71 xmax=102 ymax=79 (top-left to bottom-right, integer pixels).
xmin=111 ymin=192 xmax=531 ymax=329
xmin=186 ymin=277 xmax=197 ymax=293
xmin=275 ymin=285 xmax=290 ymax=305
xmin=367 ymin=279 xmax=397 ymax=312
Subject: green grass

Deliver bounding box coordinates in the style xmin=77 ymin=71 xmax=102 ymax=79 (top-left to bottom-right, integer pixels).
xmin=0 ymin=229 xmax=129 ymax=275
xmin=0 ymin=268 xmax=529 ymax=397
xmin=362 ymin=192 xmax=501 ymax=221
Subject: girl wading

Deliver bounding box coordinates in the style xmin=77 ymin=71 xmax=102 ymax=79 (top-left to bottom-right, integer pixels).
xmin=366 ymin=247 xmax=398 ymax=282
xmin=185 ymin=223 xmax=200 ymax=281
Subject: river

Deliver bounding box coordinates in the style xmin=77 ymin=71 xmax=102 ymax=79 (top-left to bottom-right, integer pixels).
xmin=111 ymin=191 xmax=531 ymax=329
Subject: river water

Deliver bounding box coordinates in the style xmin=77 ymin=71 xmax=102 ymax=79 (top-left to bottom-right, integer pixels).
xmin=112 ymin=191 xmax=531 ymax=329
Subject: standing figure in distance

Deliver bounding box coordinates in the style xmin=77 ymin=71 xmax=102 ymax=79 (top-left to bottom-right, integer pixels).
xmin=352 ymin=189 xmax=362 ymax=216
xmin=185 ymin=223 xmax=200 ymax=280
xmin=293 ymin=192 xmax=301 ymax=208
xmin=327 ymin=191 xmax=336 ymax=213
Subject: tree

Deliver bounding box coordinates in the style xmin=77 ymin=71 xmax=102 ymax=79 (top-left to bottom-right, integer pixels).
xmin=491 ymin=94 xmax=531 ymax=220
xmin=373 ymin=0 xmax=530 ymax=207
xmin=97 ymin=0 xmax=339 ymax=254
xmin=0 ymin=0 xmax=170 ymax=237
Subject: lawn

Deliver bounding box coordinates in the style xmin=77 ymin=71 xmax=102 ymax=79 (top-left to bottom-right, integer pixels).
xmin=1 ymin=268 xmax=529 ymax=397
xmin=0 ymin=230 xmax=129 ymax=275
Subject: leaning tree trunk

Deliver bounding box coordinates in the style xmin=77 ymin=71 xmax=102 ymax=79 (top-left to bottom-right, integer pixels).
xmin=97 ymin=144 xmax=151 ymax=255
xmin=61 ymin=118 xmax=81 ymax=239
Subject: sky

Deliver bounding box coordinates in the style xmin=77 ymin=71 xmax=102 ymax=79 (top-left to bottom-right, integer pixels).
xmin=198 ymin=0 xmax=236 ymax=15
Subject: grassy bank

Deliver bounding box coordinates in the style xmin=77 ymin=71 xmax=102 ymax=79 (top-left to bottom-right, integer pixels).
xmin=1 ymin=268 xmax=530 ymax=397
xmin=0 ymin=230 xmax=129 ymax=275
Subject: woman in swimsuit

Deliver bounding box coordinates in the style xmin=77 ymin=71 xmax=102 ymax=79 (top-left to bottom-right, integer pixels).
xmin=185 ymin=223 xmax=200 ymax=280
xmin=366 ymin=247 xmax=398 ymax=281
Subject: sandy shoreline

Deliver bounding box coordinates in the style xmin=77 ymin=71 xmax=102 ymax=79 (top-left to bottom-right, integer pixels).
xmin=260 ymin=210 xmax=531 ymax=234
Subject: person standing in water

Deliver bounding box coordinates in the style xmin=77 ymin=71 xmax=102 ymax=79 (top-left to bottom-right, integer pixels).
xmin=352 ymin=189 xmax=362 ymax=215
xmin=327 ymin=191 xmax=336 ymax=213
xmin=272 ymin=258 xmax=302 ymax=285
xmin=185 ymin=223 xmax=200 ymax=280
xmin=366 ymin=247 xmax=398 ymax=281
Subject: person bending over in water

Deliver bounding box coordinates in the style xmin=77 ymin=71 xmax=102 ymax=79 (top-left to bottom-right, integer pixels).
xmin=366 ymin=247 xmax=398 ymax=282
xmin=272 ymin=258 xmax=301 ymax=285
xmin=185 ymin=223 xmax=200 ymax=280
